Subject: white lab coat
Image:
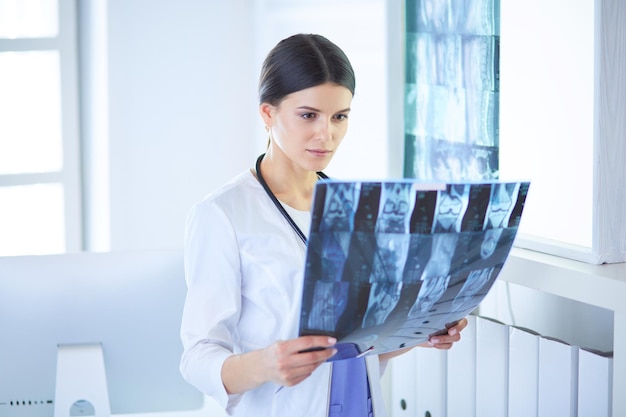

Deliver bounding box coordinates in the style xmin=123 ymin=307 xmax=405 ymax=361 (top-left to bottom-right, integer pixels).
xmin=179 ymin=170 xmax=387 ymax=417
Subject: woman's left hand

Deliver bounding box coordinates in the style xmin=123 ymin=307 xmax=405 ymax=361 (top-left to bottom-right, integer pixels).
xmin=421 ymin=317 xmax=469 ymax=350
xmin=379 ymin=317 xmax=470 ymax=362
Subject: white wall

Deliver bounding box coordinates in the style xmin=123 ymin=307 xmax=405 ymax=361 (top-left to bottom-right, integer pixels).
xmin=84 ymin=0 xmax=391 ymax=252
xmin=83 ymin=0 xmax=258 ymax=251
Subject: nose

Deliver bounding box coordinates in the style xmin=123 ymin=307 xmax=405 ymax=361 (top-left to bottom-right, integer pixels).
xmin=315 ymin=118 xmax=334 ymax=142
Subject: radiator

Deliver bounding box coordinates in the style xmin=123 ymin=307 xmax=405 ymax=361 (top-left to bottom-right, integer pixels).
xmin=388 ymin=314 xmax=613 ymax=417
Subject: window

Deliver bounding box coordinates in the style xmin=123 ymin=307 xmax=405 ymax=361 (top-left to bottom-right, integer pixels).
xmin=0 ymin=0 xmax=81 ymax=255
xmin=402 ymin=0 xmax=499 ymax=182
xmin=400 ymin=0 xmax=626 ymax=264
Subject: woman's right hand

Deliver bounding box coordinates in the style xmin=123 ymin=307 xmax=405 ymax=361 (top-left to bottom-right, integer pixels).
xmin=222 ymin=335 xmax=337 ymax=394
xmin=261 ymin=335 xmax=338 ymax=387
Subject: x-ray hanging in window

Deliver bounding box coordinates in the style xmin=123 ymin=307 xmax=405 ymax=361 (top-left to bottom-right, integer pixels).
xmin=403 ymin=0 xmax=500 ymax=181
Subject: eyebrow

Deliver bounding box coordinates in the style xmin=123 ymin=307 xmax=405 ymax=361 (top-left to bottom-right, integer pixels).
xmin=296 ymin=106 xmax=351 ymax=113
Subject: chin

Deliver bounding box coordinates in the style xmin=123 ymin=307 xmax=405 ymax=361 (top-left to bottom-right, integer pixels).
xmin=311 ymin=162 xmax=332 ymax=174
xmin=304 ymin=157 xmax=332 ymax=173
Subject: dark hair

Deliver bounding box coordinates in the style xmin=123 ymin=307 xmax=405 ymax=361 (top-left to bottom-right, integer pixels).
xmin=258 ymin=34 xmax=356 ymax=105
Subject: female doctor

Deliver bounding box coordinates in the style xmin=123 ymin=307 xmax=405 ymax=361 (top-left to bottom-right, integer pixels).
xmin=179 ymin=33 xmax=468 ymax=417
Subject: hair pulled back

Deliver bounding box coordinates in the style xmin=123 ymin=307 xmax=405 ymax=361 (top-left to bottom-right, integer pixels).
xmin=258 ymin=34 xmax=356 ymax=105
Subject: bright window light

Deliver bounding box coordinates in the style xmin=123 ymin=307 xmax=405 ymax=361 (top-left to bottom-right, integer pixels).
xmin=0 ymin=51 xmax=63 ymax=174
xmin=0 ymin=183 xmax=66 ymax=255
xmin=0 ymin=0 xmax=58 ymax=38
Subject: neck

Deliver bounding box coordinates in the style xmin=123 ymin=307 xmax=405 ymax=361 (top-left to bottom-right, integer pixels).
xmin=256 ymin=152 xmax=319 ymax=212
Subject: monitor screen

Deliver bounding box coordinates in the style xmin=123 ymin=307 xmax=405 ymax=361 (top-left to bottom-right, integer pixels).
xmin=0 ymin=249 xmax=204 ymax=417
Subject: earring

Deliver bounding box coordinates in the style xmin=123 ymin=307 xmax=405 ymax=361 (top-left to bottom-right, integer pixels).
xmin=265 ymin=126 xmax=271 ymax=148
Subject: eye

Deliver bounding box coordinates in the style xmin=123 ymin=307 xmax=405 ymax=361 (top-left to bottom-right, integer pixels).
xmin=301 ymin=112 xmax=317 ymax=119
xmin=334 ymin=113 xmax=349 ymax=121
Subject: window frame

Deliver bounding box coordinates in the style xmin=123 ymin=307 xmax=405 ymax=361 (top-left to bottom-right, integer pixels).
xmin=0 ymin=0 xmax=82 ymax=254
xmin=391 ymin=0 xmax=626 ymax=265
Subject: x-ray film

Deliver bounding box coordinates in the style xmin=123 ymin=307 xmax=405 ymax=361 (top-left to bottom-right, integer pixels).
xmin=299 ymin=179 xmax=530 ymax=358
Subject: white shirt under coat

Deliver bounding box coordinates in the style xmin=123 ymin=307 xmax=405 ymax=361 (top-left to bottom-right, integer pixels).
xmin=179 ymin=170 xmax=387 ymax=416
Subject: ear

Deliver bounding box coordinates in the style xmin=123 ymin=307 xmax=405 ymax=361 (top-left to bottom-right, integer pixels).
xmin=259 ymin=103 xmax=274 ymax=128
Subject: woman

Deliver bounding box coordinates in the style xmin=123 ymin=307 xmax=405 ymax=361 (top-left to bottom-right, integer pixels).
xmin=180 ymin=33 xmax=467 ymax=417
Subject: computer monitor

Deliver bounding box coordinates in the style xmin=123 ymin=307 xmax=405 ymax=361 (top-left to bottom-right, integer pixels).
xmin=0 ymin=249 xmax=204 ymax=417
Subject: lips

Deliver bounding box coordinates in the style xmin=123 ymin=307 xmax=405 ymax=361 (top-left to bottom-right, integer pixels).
xmin=308 ymin=149 xmax=332 ymax=157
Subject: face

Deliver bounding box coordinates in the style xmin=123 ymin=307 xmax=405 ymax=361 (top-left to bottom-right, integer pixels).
xmin=260 ymin=82 xmax=353 ymax=173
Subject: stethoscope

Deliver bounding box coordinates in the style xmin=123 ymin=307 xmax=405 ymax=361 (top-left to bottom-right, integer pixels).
xmin=254 ymin=153 xmax=328 ymax=245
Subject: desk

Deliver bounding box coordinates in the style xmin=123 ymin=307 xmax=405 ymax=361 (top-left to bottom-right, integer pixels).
xmin=115 ymin=397 xmax=226 ymax=417
xmin=500 ymin=248 xmax=626 ymax=416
